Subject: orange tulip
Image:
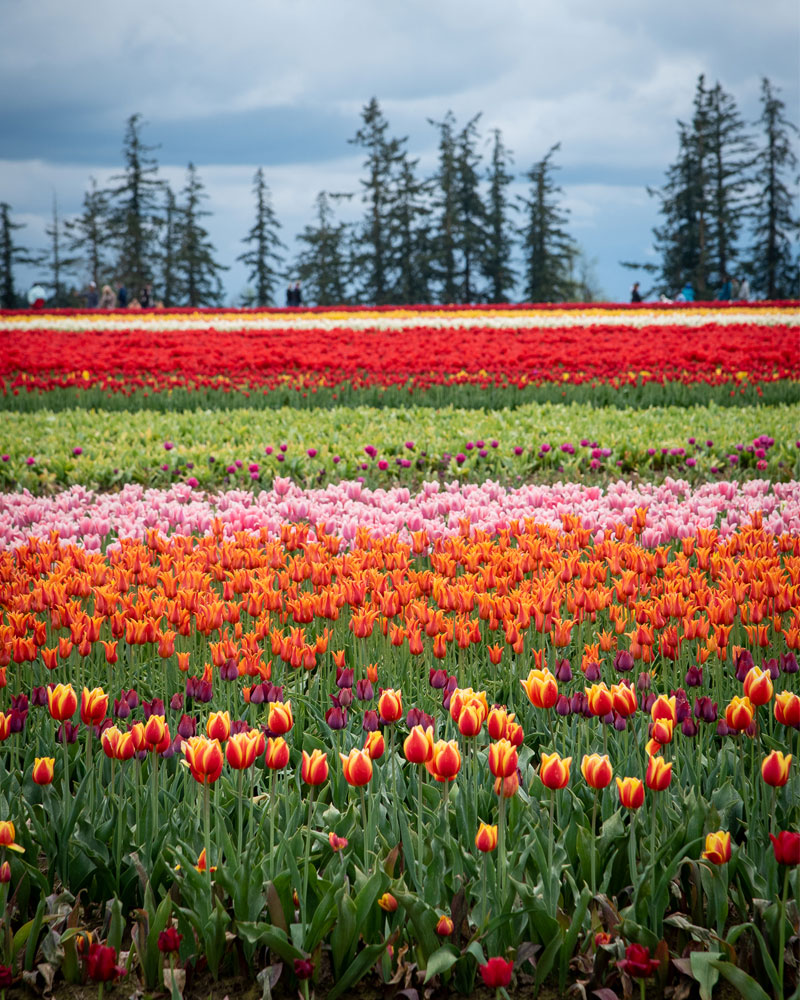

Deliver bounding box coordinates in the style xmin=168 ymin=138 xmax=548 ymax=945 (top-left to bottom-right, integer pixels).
xmin=645 ymin=756 xmax=673 ymax=791
xmin=585 ymin=683 xmax=613 ymax=717
xmin=226 ymin=731 xmax=259 ymax=769
xmin=427 ymin=739 xmax=461 ymax=783
xmin=494 ymin=771 xmax=520 ymax=798
xmin=363 ymin=730 xmax=385 ymax=760
xmin=436 ymin=915 xmax=455 ymax=936
xmin=581 ymin=753 xmax=613 ymax=789
xmin=505 ymin=720 xmax=524 ymax=747
xmin=301 ymin=748 xmax=329 ymax=786
xmin=101 ymin=726 xmax=122 ymax=759
xmin=487 ymin=706 xmax=513 ymax=740
xmin=144 ymin=715 xmax=168 ymax=751
xmin=0 ymin=714 xmax=9 ymax=742
xmin=183 ymin=736 xmax=224 ymax=784
xmin=47 ymin=683 xmax=77 ymax=721
xmin=206 ymin=710 xmax=231 ymax=742
xmin=267 ymin=700 xmax=293 ymax=735
xmin=540 ymin=751 xmax=571 ymax=790
xmin=475 ymin=821 xmax=498 ymax=852
xmin=761 ymin=750 xmax=792 ymax=787
xmin=115 ymin=731 xmax=137 ymax=761
xmin=521 ymin=668 xmax=558 ymax=709
xmin=195 ymin=847 xmax=216 ymax=873
xmin=0 ymin=822 xmax=23 ymax=853
xmin=378 ymin=892 xmax=398 ymax=912
xmin=725 ymin=696 xmax=754 ymax=732
xmin=702 ymin=831 xmax=731 ymax=865
xmin=488 ymin=739 xmax=518 ymax=779
xmin=775 ymin=691 xmax=800 ymax=728
xmin=651 ymin=718 xmax=674 ymax=746
xmin=378 ymin=688 xmax=403 ymax=723
xmin=404 ymin=725 xmax=434 ymax=764
xmin=611 ymin=682 xmax=638 ymax=718
xmin=743 ymin=666 xmax=773 ymax=706
xmin=616 ymin=776 xmax=645 ymax=809
xmin=265 ymin=736 xmax=290 ymax=770
xmin=328 ymin=832 xmax=348 ymax=852
xmin=340 ymin=747 xmax=373 ymax=787
xmin=650 ymin=694 xmax=677 ymax=724
xmin=32 ymin=757 xmax=55 ymax=785
xmin=457 ymin=703 xmax=483 ymax=738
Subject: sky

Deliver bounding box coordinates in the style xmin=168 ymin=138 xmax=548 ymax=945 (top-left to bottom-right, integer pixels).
xmin=1 ymin=0 xmax=798 ymax=304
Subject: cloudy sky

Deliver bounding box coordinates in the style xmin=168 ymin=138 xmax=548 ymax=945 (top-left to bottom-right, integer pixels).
xmin=2 ymin=0 xmax=798 ymax=303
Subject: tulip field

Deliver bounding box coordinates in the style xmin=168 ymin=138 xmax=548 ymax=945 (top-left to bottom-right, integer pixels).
xmin=0 ymin=303 xmax=798 ymax=999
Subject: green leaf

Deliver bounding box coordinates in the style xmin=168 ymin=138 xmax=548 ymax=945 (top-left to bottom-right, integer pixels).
xmin=424 ymin=944 xmax=459 ymax=983
xmin=330 ymin=890 xmax=357 ymax=978
xmin=690 ymin=951 xmax=722 ymax=1000
xmin=710 ymin=959 xmax=772 ymax=1000
xmin=237 ymin=922 xmax=305 ymax=964
xmin=327 ymin=940 xmax=388 ymax=1000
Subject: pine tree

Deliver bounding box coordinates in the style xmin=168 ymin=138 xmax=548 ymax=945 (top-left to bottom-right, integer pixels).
xmin=237 ymin=168 xmax=285 ymax=307
xmin=0 ymin=203 xmax=39 ymax=308
xmin=455 ymin=114 xmax=487 ymax=302
xmin=705 ymin=82 xmax=754 ymax=289
xmin=174 ymin=163 xmax=228 ymax=306
xmin=747 ymin=78 xmax=799 ymax=299
xmin=349 ymin=98 xmax=404 ymax=304
xmin=481 ymin=128 xmax=516 ymax=303
xmin=428 ymin=112 xmax=460 ymax=303
xmin=106 ymin=114 xmax=164 ymax=298
xmin=518 ymin=144 xmax=578 ymax=302
xmin=158 ymin=186 xmax=180 ymax=307
xmin=65 ymin=178 xmax=112 ymax=289
xmin=295 ymin=192 xmax=351 ymax=306
xmin=389 ymin=153 xmax=432 ymax=304
xmin=44 ymin=197 xmax=79 ymax=306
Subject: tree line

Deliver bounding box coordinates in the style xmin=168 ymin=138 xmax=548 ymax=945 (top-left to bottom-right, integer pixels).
xmin=1 ymin=78 xmax=797 ymax=309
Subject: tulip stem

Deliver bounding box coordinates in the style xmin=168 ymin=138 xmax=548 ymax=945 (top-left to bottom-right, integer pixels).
xmin=417 ymin=766 xmax=424 ymax=865
xmin=360 ymin=786 xmax=369 ymax=872
xmin=302 ymin=790 xmax=314 ymax=927
xmin=650 ymin=793 xmax=658 ymax=931
xmin=547 ymin=789 xmax=555 ymax=914
xmin=498 ymin=794 xmax=507 ymax=906
xmin=236 ymin=768 xmax=244 ymax=859
xmin=203 ymin=780 xmax=212 ymax=899
xmin=590 ymin=792 xmax=598 ymax=898
xmin=85 ymin=725 xmax=93 ymax=814
xmin=150 ymin=752 xmax=159 ymax=837
xmin=778 ymin=864 xmax=789 ymax=1000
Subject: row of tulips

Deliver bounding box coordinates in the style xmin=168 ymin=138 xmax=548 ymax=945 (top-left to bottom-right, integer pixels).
xmin=1 ymin=477 xmax=799 ymax=552
xmin=1 ymin=402 xmax=798 ymax=493
xmin=0 ymin=517 xmax=797 ymax=996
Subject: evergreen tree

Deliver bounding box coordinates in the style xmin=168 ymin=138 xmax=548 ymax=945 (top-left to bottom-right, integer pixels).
xmin=44 ymin=197 xmax=78 ymax=306
xmin=389 ymin=153 xmax=432 ymax=304
xmin=0 ymin=203 xmax=39 ymax=308
xmin=747 ymin=78 xmax=799 ymax=298
xmin=705 ymin=81 xmax=755 ymax=289
xmin=106 ymin=114 xmax=164 ymax=297
xmin=295 ymin=191 xmax=351 ymax=305
xmin=237 ymin=167 xmax=285 ymax=306
xmin=175 ymin=163 xmax=227 ymax=306
xmin=455 ymin=114 xmax=487 ymax=302
xmin=481 ymin=128 xmax=516 ymax=303
xmin=349 ymin=98 xmax=404 ymax=304
xmin=65 ymin=177 xmax=112 ymax=289
xmin=428 ymin=112 xmax=460 ymax=303
xmin=158 ymin=186 xmax=180 ymax=307
xmin=518 ymin=144 xmax=578 ymax=302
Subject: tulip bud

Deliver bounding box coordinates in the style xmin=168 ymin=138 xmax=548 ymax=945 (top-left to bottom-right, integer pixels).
xmin=702 ymin=831 xmax=731 ymax=865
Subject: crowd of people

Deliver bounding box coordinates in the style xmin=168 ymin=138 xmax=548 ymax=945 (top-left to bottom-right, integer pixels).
xmin=630 ymin=275 xmax=753 ymax=304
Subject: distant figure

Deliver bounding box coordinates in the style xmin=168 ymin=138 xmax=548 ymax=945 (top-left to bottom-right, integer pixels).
xmin=716 ymin=275 xmax=732 ymax=301
xmin=116 ymin=283 xmax=128 ymax=308
xmin=129 ymin=298 xmax=142 ymax=310
xmin=630 ymin=282 xmax=643 ymax=303
xmin=675 ymin=282 xmax=694 ymax=302
xmin=738 ymin=276 xmax=751 ymax=301
xmin=286 ymin=284 xmax=294 ymax=308
xmin=86 ymin=282 xmax=99 ymax=308
xmin=293 ymin=281 xmax=303 ymax=307
xmin=27 ymin=284 xmax=46 ymax=309
xmin=99 ymin=284 xmax=116 ymax=309
xmin=140 ymin=283 xmax=153 ymax=308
